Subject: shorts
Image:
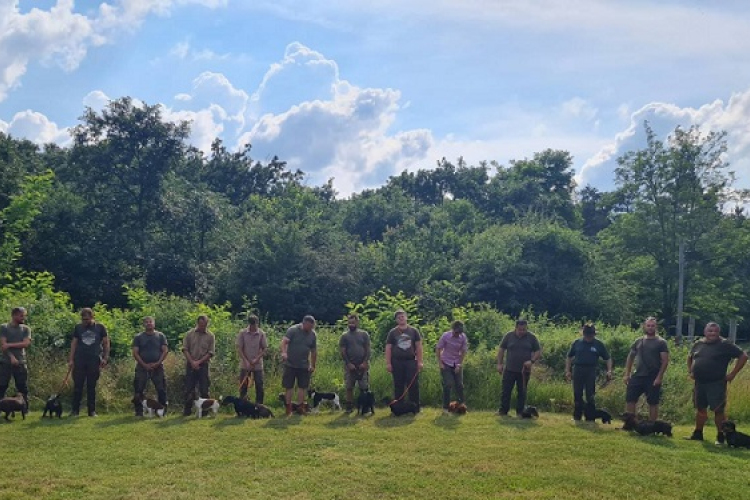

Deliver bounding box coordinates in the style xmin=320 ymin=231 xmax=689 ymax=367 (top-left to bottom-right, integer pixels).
xmin=694 ymin=380 xmax=727 ymax=411
xmin=282 ymin=366 xmax=311 ymax=390
xmin=626 ymin=375 xmax=662 ymax=405
xmin=344 ymin=367 xmax=369 ymax=390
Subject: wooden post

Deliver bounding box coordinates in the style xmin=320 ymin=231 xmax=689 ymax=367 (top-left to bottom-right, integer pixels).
xmin=729 ymin=319 xmax=738 ymax=344
xmin=687 ymin=317 xmax=695 ymax=344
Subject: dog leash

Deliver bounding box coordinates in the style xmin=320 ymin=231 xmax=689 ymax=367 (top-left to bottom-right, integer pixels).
xmin=388 ymin=368 xmax=419 ymax=406
xmin=239 ymin=371 xmax=254 ymax=391
xmin=56 ymin=366 xmax=73 ymax=394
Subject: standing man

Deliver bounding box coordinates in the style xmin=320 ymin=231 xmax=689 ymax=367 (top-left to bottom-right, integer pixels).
xmin=182 ymin=315 xmax=215 ymax=416
xmin=0 ymin=307 xmax=32 ymax=408
xmin=497 ymin=319 xmax=541 ymax=417
xmin=623 ymin=316 xmax=669 ymax=421
xmin=236 ymin=315 xmax=268 ymax=404
xmin=339 ymin=313 xmax=371 ymax=413
xmin=132 ymin=316 xmax=169 ymax=416
xmin=686 ymin=322 xmax=748 ymax=444
xmin=69 ymin=308 xmax=110 ymax=417
xmin=385 ymin=309 xmax=423 ymax=411
xmin=565 ymin=324 xmax=613 ymax=421
xmin=281 ymin=315 xmax=317 ymax=416
xmin=436 ymin=320 xmax=468 ymax=413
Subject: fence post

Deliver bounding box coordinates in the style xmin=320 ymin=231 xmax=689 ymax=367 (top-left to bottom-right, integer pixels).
xmin=687 ymin=317 xmax=695 ymax=344
xmin=729 ymin=319 xmax=738 ymax=344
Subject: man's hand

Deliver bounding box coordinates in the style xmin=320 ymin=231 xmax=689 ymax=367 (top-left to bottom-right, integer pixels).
xmin=653 ymin=376 xmax=662 ymax=387
xmin=386 ymin=363 xmax=393 ymax=373
xmin=100 ymin=358 xmax=108 ymax=369
xmin=565 ymin=370 xmax=572 ymax=382
xmin=309 ymin=365 xmax=316 ymax=373
xmin=417 ymin=361 xmax=424 ymax=372
xmin=623 ymin=374 xmax=630 ymax=385
xmin=9 ymin=355 xmax=19 ymax=367
xmin=606 ymin=371 xmax=613 ymax=382
xmin=726 ymin=372 xmax=737 ymax=382
xmin=522 ymin=360 xmax=533 ymax=371
xmin=281 ymin=352 xmax=288 ymax=362
xmin=497 ymin=363 xmax=504 ymax=374
xmin=454 ymin=364 xmax=461 ymax=374
xmin=359 ymin=361 xmax=368 ymax=371
xmin=347 ymin=363 xmax=356 ymax=371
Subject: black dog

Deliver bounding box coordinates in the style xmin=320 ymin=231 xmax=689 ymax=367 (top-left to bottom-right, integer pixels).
xmin=357 ymin=390 xmax=375 ymax=415
xmin=0 ymin=395 xmax=27 ymax=421
xmin=307 ymin=388 xmax=341 ymax=412
xmin=384 ymin=398 xmax=419 ymax=416
xmin=520 ymin=406 xmax=539 ymax=419
xmin=621 ymin=412 xmax=672 ymax=436
xmin=278 ymin=393 xmax=302 ymax=413
xmin=722 ymin=421 xmax=750 ymax=448
xmin=585 ymin=407 xmax=612 ymax=424
xmin=221 ymin=395 xmax=258 ymax=418
xmin=42 ymin=394 xmax=63 ymax=418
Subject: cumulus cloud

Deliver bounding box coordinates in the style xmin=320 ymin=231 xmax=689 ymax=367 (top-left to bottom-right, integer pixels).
xmin=578 ymin=89 xmax=750 ymax=191
xmin=2 ymin=110 xmax=70 ymax=145
xmin=0 ymin=0 xmax=228 ymax=103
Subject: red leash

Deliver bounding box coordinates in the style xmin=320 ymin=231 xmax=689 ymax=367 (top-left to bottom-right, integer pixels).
xmin=389 ymin=369 xmax=419 ymax=406
xmin=57 ymin=366 xmax=72 ymax=394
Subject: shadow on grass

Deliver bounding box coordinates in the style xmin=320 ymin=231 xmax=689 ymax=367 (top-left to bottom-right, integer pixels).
xmin=631 ymin=435 xmax=678 ymax=448
xmin=155 ymin=415 xmax=196 ymax=427
xmin=373 ymin=413 xmax=417 ymax=428
xmin=20 ymin=416 xmax=78 ymax=430
xmin=213 ymin=416 xmax=251 ymax=429
xmin=263 ymin=415 xmax=304 ymax=430
xmin=570 ymin=421 xmax=616 ymax=434
xmin=94 ymin=415 xmax=144 ymax=428
xmin=495 ymin=415 xmax=539 ymax=429
xmin=432 ymin=413 xmax=462 ymax=430
xmin=324 ymin=412 xmax=364 ymax=429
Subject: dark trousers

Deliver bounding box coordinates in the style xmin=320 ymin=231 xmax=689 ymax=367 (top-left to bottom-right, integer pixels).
xmin=183 ymin=363 xmax=210 ymax=413
xmin=239 ymin=369 xmax=264 ymax=404
xmin=0 ymin=363 xmax=29 ymax=406
xmin=392 ymin=358 xmax=419 ymax=407
xmin=72 ymin=360 xmax=101 ymax=414
xmin=572 ymin=365 xmax=597 ymax=420
xmin=441 ymin=366 xmax=465 ymax=408
xmin=133 ymin=365 xmax=167 ymax=415
xmin=500 ymin=370 xmax=529 ymax=415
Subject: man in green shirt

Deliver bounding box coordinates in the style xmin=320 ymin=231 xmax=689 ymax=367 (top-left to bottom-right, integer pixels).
xmin=0 ymin=307 xmax=32 ymax=408
xmin=132 ymin=316 xmax=169 ymax=416
xmin=281 ymin=315 xmax=317 ymax=416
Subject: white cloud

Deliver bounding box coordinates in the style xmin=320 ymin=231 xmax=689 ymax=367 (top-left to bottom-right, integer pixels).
xmin=82 ymin=90 xmax=111 ymax=113
xmin=3 ymin=110 xmax=70 ymax=145
xmin=578 ymin=88 xmax=750 ymax=191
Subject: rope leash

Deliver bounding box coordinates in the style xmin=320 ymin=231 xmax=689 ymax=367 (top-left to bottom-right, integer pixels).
xmin=56 ymin=366 xmax=72 ymax=394
xmin=388 ymin=366 xmax=419 ymax=406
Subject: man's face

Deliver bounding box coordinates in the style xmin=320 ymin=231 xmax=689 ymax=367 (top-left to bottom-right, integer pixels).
xmin=302 ymin=320 xmax=315 ymax=332
xmin=247 ymin=323 xmax=258 ymax=333
xmin=515 ymin=324 xmax=528 ymax=336
xmin=452 ymin=326 xmax=463 ymax=336
xmin=348 ymin=317 xmax=358 ymax=330
xmin=197 ymin=318 xmax=208 ymax=330
xmin=12 ymin=310 xmax=26 ymax=324
xmin=704 ymin=324 xmax=721 ymax=343
xmin=643 ymin=320 xmax=657 ymax=336
xmin=143 ymin=318 xmax=155 ymax=331
xmin=396 ymin=313 xmax=407 ymax=327
xmin=81 ymin=312 xmax=93 ymax=326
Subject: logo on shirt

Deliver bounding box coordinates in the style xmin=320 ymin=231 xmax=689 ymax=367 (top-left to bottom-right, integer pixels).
xmin=81 ymin=329 xmax=97 ymax=346
xmin=397 ymin=333 xmax=412 ymax=351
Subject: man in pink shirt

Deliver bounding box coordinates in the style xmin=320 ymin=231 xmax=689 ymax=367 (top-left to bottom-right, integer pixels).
xmin=436 ymin=320 xmax=468 ymax=413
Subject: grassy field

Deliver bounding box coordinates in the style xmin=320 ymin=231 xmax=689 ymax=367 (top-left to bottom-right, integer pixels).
xmin=1 ymin=408 xmax=747 ymax=500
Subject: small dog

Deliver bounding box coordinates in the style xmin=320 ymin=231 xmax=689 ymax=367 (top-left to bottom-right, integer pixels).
xmin=221 ymin=395 xmax=258 ymax=418
xmin=278 ymin=393 xmax=303 ymax=414
xmin=42 ymin=394 xmax=63 ymax=418
xmin=133 ymin=394 xmax=166 ymax=418
xmin=255 ymin=403 xmax=274 ymax=419
xmin=357 ymin=390 xmax=375 ymax=415
xmin=520 ymin=406 xmax=539 ymax=419
xmin=585 ymin=408 xmax=612 ymax=424
xmin=0 ymin=394 xmax=27 ymax=420
xmin=387 ymin=399 xmax=419 ymax=417
xmin=194 ymin=397 xmax=220 ymax=418
xmin=308 ymin=388 xmax=341 ymax=412
xmin=621 ymin=412 xmax=672 ymax=436
xmin=448 ymin=401 xmax=468 ymax=415
xmin=722 ymin=421 xmax=750 ymax=448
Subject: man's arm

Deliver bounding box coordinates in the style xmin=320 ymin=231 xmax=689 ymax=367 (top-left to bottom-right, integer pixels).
xmin=436 ymin=345 xmax=444 ymax=369
xmin=68 ymin=337 xmax=78 ymax=368
xmin=497 ymin=347 xmax=506 ymax=373
xmin=654 ymin=351 xmax=669 ymax=386
xmin=1 ymin=336 xmax=31 ymax=351
xmin=309 ymin=349 xmax=317 ymax=373
xmin=280 ymin=337 xmax=290 ymax=362
xmin=416 ymin=340 xmax=423 ymax=371
xmin=101 ymin=336 xmax=111 ymax=367
xmin=132 ymin=345 xmax=147 ymax=369
xmin=236 ymin=334 xmax=252 ymax=369
xmin=385 ymin=343 xmax=393 ymax=373
xmin=565 ymin=356 xmax=573 ymax=381
xmin=623 ymin=352 xmax=635 ymax=384
xmin=726 ymin=352 xmax=749 ymax=382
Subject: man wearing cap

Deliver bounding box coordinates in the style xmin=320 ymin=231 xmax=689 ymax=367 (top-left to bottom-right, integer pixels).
xmin=565 ymin=324 xmax=612 ymax=421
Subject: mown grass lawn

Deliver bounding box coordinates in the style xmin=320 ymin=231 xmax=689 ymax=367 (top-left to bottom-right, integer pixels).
xmin=0 ymin=408 xmax=746 ymax=500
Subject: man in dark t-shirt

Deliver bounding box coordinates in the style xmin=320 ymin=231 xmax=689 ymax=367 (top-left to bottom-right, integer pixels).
xmin=565 ymin=324 xmax=612 ymax=421
xmin=0 ymin=307 xmax=32 ymax=407
xmin=132 ymin=316 xmax=169 ymax=416
xmin=385 ymin=310 xmax=423 ymax=411
xmin=497 ymin=319 xmax=541 ymax=416
xmin=623 ymin=316 xmax=669 ymax=421
xmin=68 ymin=308 xmax=110 ymax=417
xmin=339 ymin=314 xmax=371 ymax=413
xmin=281 ymin=316 xmax=317 ymax=415
xmin=686 ymin=322 xmax=747 ymax=444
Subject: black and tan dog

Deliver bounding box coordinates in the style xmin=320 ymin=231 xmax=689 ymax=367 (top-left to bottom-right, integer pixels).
xmin=520 ymin=406 xmax=539 ymax=419
xmin=585 ymin=407 xmax=612 ymax=424
xmin=0 ymin=394 xmax=27 ymax=421
xmin=42 ymin=394 xmax=63 ymax=418
xmin=721 ymin=421 xmax=750 ymax=448
xmin=357 ymin=390 xmax=375 ymax=415
xmin=621 ymin=412 xmax=672 ymax=437
xmin=382 ymin=397 xmax=418 ymax=416
xmin=221 ymin=395 xmax=257 ymax=418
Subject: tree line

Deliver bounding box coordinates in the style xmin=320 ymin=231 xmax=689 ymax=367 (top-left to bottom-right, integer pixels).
xmin=1 ymin=97 xmax=749 ymax=336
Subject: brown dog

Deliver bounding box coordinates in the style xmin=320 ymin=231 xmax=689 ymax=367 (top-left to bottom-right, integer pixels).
xmin=448 ymin=401 xmax=467 ymax=415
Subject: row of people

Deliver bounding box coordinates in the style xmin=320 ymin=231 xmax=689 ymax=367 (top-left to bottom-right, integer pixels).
xmin=1 ymin=308 xmax=747 ymax=443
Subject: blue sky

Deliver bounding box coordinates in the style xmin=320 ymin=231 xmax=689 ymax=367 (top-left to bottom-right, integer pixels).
xmin=2 ymin=0 xmax=750 ymax=197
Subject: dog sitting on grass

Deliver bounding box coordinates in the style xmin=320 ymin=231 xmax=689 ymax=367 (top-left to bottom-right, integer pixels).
xmin=382 ymin=397 xmax=418 ymax=416
xmin=585 ymin=407 xmax=612 ymax=424
xmin=357 ymin=390 xmax=375 ymax=415
xmin=0 ymin=394 xmax=27 ymax=421
xmin=448 ymin=401 xmax=468 ymax=415
xmin=721 ymin=421 xmax=750 ymax=449
xmin=42 ymin=394 xmax=63 ymax=419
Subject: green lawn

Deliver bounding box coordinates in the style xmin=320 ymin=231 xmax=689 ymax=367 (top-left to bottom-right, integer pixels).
xmin=0 ymin=408 xmax=746 ymax=500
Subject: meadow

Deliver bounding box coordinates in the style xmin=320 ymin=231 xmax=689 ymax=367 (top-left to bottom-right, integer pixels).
xmin=0 ymin=408 xmax=747 ymax=500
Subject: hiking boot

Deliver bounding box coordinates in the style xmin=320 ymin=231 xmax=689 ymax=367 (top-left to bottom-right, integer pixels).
xmin=88 ymin=412 xmax=98 ymax=417
xmin=715 ymin=432 xmax=725 ymax=445
xmin=685 ymin=430 xmax=703 ymax=441
xmin=345 ymin=403 xmax=353 ymax=414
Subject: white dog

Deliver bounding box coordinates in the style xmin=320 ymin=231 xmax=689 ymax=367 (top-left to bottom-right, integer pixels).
xmin=194 ymin=397 xmax=220 ymax=418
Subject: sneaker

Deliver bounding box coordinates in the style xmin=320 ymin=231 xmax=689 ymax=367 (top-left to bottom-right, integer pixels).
xmin=496 ymin=410 xmax=508 ymax=416
xmin=685 ymin=430 xmax=704 ymax=441
xmin=715 ymin=432 xmax=725 ymax=445
xmin=88 ymin=412 xmax=98 ymax=417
